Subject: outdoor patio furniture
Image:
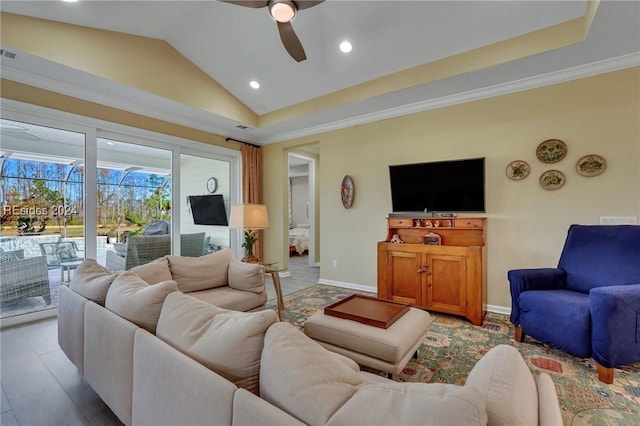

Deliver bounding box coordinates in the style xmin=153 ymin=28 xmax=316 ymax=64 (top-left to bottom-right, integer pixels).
xmin=0 ymin=249 xmax=51 ymax=304
xmin=180 ymin=232 xmax=206 ymax=257
xmin=106 ymin=234 xmax=171 ymax=271
xmin=39 ymin=241 xmax=84 ymax=282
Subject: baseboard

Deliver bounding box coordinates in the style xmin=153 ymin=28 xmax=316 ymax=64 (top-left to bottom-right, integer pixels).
xmin=317 ymin=279 xmax=376 ymax=293
xmin=266 ymin=270 xmax=292 ymax=278
xmin=486 ymin=304 xmax=511 ymax=316
xmin=318 ymin=279 xmax=512 ymax=316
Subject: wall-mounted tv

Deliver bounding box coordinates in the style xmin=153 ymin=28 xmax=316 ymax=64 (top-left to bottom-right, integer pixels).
xmin=389 ymin=157 xmax=485 ymax=214
xmin=188 ymin=195 xmax=228 ymax=226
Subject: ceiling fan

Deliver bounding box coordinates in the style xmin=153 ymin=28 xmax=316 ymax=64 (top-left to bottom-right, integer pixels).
xmin=220 ymin=0 xmax=325 ymax=62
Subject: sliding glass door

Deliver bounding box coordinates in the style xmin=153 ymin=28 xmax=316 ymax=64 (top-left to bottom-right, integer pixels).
xmin=97 ymin=138 xmax=172 ymax=270
xmin=0 ymin=118 xmax=85 ymax=319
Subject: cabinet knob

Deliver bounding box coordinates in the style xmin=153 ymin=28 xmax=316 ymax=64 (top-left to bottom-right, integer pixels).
xmin=417 ymin=268 xmax=425 ymax=273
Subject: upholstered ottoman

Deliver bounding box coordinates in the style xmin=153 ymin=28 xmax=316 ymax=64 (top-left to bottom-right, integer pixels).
xmin=304 ymin=307 xmax=431 ymax=377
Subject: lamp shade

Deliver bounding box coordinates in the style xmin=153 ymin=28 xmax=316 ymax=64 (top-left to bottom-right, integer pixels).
xmin=229 ymin=204 xmax=269 ymax=230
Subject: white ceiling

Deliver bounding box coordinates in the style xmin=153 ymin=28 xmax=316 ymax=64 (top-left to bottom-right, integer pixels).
xmin=1 ymin=1 xmax=639 ymax=144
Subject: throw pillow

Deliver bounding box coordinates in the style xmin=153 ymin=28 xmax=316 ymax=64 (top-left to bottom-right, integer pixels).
xmin=166 ymin=248 xmax=231 ymax=292
xmin=228 ymin=261 xmax=265 ymax=294
xmin=260 ymin=322 xmax=364 ymax=425
xmin=105 ymin=271 xmax=177 ymax=333
xmin=113 ymin=242 xmax=127 ymax=256
xmin=0 ymin=251 xmax=19 ymax=264
xmin=156 ymin=291 xmax=278 ymax=394
xmin=130 ymin=257 xmax=172 ymax=284
xmin=69 ymin=259 xmax=117 ymax=304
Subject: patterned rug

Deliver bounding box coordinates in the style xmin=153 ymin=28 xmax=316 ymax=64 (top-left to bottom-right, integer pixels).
xmin=266 ymin=284 xmax=640 ymax=426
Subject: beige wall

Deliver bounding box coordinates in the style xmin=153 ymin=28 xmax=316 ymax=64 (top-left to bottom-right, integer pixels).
xmin=262 ymin=67 xmax=640 ymax=310
xmin=1 ymin=12 xmax=257 ymax=127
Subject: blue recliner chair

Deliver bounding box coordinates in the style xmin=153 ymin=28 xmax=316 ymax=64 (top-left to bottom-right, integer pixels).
xmin=508 ymin=224 xmax=640 ymax=384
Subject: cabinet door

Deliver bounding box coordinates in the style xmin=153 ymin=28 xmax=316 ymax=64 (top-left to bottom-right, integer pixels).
xmin=425 ymin=254 xmax=466 ymax=314
xmin=386 ymin=250 xmax=424 ymax=305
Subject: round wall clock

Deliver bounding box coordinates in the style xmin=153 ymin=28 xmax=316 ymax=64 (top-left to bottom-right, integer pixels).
xmin=341 ymin=175 xmax=354 ymax=209
xmin=206 ymin=177 xmax=218 ymax=193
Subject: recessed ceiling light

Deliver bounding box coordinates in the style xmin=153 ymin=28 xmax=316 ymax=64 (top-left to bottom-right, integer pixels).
xmin=62 ymin=0 xmax=79 ymax=3
xmin=249 ymin=81 xmax=260 ymax=89
xmin=339 ymin=41 xmax=352 ymax=53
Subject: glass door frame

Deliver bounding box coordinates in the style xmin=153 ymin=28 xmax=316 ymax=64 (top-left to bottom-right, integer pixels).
xmin=1 ymin=99 xmax=242 ymax=325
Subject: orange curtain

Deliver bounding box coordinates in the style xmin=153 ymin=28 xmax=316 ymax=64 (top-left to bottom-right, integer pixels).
xmin=241 ymin=144 xmax=264 ymax=259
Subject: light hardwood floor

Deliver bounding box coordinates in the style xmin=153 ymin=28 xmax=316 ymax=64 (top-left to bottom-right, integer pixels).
xmin=0 ymin=256 xmax=318 ymax=426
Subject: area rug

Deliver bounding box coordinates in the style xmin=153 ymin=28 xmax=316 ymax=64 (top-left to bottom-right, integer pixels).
xmin=266 ymin=284 xmax=640 ymax=426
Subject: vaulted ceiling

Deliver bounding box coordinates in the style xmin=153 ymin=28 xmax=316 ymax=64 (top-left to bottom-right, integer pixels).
xmin=1 ymin=1 xmax=639 ymax=144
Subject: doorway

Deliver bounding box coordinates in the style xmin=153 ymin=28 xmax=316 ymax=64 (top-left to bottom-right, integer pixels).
xmin=287 ymin=150 xmax=317 ymax=268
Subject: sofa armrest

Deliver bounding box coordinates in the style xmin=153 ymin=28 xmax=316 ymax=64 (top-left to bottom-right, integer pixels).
xmin=465 ymin=344 xmax=540 ymax=426
xmin=508 ymin=268 xmax=566 ymax=325
xmin=590 ymin=283 xmax=640 ymax=367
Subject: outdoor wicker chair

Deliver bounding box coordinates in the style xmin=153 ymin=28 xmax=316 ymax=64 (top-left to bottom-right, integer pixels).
xmin=180 ymin=232 xmax=206 ymax=257
xmin=0 ymin=249 xmax=51 ymax=304
xmin=106 ymin=234 xmax=171 ymax=271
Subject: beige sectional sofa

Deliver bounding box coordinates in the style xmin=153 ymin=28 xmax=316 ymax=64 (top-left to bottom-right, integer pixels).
xmin=58 ymin=255 xmax=563 ymax=426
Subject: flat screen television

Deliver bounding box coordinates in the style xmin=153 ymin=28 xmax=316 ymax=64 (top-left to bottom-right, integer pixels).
xmin=188 ymin=195 xmax=228 ymax=226
xmin=389 ymin=157 xmax=485 ymax=214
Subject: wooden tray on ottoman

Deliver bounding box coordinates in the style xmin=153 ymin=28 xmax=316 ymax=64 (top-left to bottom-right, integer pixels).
xmin=324 ymin=294 xmax=410 ymax=329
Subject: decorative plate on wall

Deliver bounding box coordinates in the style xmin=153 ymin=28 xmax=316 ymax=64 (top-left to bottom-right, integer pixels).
xmin=341 ymin=175 xmax=354 ymax=209
xmin=539 ymin=170 xmax=566 ymax=190
xmin=576 ymin=154 xmax=606 ymax=177
xmin=536 ymin=139 xmax=567 ymax=163
xmin=506 ymin=160 xmax=530 ymax=180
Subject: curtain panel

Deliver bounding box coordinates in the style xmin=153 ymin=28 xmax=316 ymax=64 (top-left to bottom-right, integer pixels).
xmin=240 ymin=144 xmax=264 ymax=260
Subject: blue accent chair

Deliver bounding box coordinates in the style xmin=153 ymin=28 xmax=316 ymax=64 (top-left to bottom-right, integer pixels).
xmin=508 ymin=224 xmax=640 ymax=383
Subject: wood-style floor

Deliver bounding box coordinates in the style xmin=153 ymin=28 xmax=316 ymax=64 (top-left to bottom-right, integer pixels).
xmin=0 ymin=256 xmax=318 ymax=426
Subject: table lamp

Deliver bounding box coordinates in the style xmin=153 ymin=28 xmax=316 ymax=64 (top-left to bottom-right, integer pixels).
xmin=229 ymin=204 xmax=269 ymax=262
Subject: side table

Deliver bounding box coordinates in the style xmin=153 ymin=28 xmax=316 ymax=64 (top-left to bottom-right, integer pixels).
xmin=261 ymin=262 xmax=285 ymax=320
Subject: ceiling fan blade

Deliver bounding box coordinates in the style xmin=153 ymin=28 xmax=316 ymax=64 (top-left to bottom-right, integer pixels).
xmin=294 ymin=0 xmax=325 ymax=10
xmin=219 ymin=0 xmax=269 ymax=8
xmin=277 ymin=21 xmax=307 ymax=62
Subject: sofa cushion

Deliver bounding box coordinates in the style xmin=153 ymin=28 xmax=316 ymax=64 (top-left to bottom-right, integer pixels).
xmin=328 ymin=382 xmax=487 ymax=426
xmin=519 ymin=289 xmax=592 ymax=358
xmin=156 ymin=292 xmax=278 ymax=394
xmin=105 ymin=271 xmax=178 ymax=333
xmin=465 ymin=344 xmax=538 ymax=426
xmin=130 ymin=257 xmax=172 ymax=284
xmin=228 ymin=261 xmax=265 ymax=294
xmin=70 ymin=259 xmax=117 ymax=304
xmin=166 ymin=248 xmax=231 ymax=292
xmin=260 ymin=322 xmax=364 ymax=426
xmin=188 ymin=287 xmax=267 ymax=312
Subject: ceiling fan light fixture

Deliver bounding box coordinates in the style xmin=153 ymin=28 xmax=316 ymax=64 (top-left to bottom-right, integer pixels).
xmin=269 ymin=0 xmax=296 ymax=23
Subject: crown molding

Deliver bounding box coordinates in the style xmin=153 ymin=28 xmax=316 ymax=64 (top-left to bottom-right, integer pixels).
xmin=0 ymin=60 xmax=255 ymax=143
xmin=2 ymin=52 xmax=638 ymax=145
xmin=258 ymin=52 xmax=640 ymax=144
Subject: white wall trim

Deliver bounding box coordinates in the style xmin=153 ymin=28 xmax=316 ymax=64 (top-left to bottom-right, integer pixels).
xmin=3 ymin=49 xmax=638 ymax=145
xmin=259 ymin=53 xmax=640 ymax=144
xmin=486 ymin=304 xmax=511 ymax=316
xmin=319 ymin=280 xmax=512 ymax=316
xmin=318 ymin=278 xmax=376 ymax=293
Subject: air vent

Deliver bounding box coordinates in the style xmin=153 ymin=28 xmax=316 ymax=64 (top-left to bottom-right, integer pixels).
xmin=0 ymin=50 xmax=17 ymax=59
xmin=236 ymin=124 xmax=251 ymax=130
